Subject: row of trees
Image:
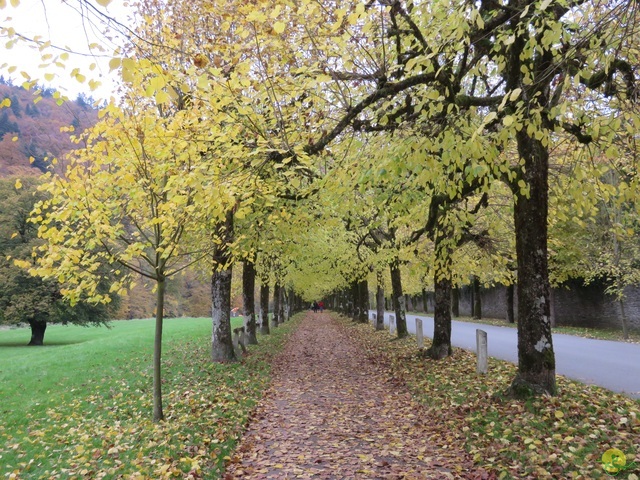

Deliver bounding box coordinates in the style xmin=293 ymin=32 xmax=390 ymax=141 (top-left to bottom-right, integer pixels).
xmin=2 ymin=0 xmax=639 ymax=415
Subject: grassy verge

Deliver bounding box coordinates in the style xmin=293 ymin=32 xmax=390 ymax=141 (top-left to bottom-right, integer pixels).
xmin=0 ymin=315 xmax=299 ymax=479
xmin=342 ymin=315 xmax=640 ymax=479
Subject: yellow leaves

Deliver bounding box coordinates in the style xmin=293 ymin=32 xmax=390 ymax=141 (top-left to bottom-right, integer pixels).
xmin=14 ymin=178 xmax=22 ymax=189
xmin=109 ymin=57 xmax=122 ymax=72
xmin=193 ymin=53 xmax=208 ymax=68
xmin=601 ymin=448 xmax=627 ymax=474
xmin=273 ymin=21 xmax=286 ymax=34
xmin=246 ymin=10 xmax=267 ymax=22
xmin=70 ymin=68 xmax=86 ymax=83
xmin=121 ymin=57 xmax=136 ymax=83
xmin=484 ymin=112 xmax=497 ymax=124
xmin=509 ymin=88 xmax=522 ymax=102
xmin=0 ymin=97 xmax=11 ymax=108
xmin=538 ymin=0 xmax=553 ymax=11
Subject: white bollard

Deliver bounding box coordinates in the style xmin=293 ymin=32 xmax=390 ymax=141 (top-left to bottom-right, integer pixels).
xmin=389 ymin=315 xmax=396 ymax=335
xmin=476 ymin=329 xmax=488 ymax=374
xmin=416 ymin=318 xmax=424 ymax=349
xmin=372 ymin=312 xmax=377 ymax=325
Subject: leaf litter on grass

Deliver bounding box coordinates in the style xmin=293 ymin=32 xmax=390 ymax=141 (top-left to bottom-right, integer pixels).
xmin=0 ymin=318 xmax=299 ymax=480
xmin=342 ymin=317 xmax=640 ymax=480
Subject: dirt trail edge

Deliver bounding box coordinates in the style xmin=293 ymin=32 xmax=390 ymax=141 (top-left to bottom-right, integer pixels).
xmin=224 ymin=312 xmax=491 ymax=480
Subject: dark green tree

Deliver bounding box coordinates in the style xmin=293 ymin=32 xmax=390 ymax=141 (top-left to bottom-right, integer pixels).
xmin=0 ymin=178 xmax=117 ymax=345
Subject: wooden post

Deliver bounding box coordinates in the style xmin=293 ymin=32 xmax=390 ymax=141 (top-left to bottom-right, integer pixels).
xmin=476 ymin=329 xmax=488 ymax=374
xmin=416 ymin=318 xmax=424 ymax=349
xmin=389 ymin=315 xmax=396 ymax=335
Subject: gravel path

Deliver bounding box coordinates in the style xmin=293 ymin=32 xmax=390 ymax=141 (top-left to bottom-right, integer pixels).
xmin=224 ymin=312 xmax=490 ymax=479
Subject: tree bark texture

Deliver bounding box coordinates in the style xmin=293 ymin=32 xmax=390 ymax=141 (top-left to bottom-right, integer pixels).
xmin=153 ymin=277 xmax=165 ymax=422
xmin=259 ymin=281 xmax=270 ymax=335
xmin=350 ymin=281 xmax=359 ymax=321
xmin=422 ymin=289 xmax=429 ymax=313
xmin=211 ymin=211 xmax=236 ymax=363
xmin=428 ymin=230 xmax=453 ymax=359
xmin=405 ymin=294 xmax=414 ymax=313
xmin=272 ymin=282 xmax=281 ymax=327
xmin=451 ymin=287 xmax=460 ymax=317
xmin=389 ymin=260 xmax=408 ymax=338
xmin=242 ymin=260 xmax=258 ymax=345
xmin=428 ymin=276 xmax=453 ymax=360
xmin=357 ymin=278 xmax=369 ymax=323
xmin=28 ymin=319 xmax=47 ymax=346
xmin=511 ymin=131 xmax=556 ymax=396
xmin=376 ymin=270 xmax=385 ymax=331
xmin=279 ymin=287 xmax=286 ymax=322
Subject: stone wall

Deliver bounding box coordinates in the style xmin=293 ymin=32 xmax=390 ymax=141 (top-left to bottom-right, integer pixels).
xmin=420 ymin=280 xmax=640 ymax=331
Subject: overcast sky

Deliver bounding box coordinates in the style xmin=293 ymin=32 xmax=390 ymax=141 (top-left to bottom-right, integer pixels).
xmin=1 ymin=0 xmax=133 ymax=101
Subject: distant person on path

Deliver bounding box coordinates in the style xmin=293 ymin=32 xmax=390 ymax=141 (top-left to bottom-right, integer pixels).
xmin=312 ymin=301 xmax=319 ymax=313
xmin=318 ymin=301 xmax=324 ymax=312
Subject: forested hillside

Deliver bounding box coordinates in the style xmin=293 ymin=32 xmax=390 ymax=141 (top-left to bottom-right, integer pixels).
xmin=0 ymin=78 xmax=98 ymax=177
xmin=0 ymin=79 xmax=215 ymax=322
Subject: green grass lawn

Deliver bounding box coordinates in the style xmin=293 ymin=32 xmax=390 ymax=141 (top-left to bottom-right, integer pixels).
xmin=0 ymin=316 xmax=296 ymax=479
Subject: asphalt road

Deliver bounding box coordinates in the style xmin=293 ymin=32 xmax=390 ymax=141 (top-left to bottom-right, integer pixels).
xmin=370 ymin=311 xmax=640 ymax=399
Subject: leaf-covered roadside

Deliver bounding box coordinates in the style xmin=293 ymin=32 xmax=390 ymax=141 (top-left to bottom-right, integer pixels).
xmin=341 ymin=318 xmax=640 ymax=480
xmin=0 ymin=316 xmax=300 ymax=480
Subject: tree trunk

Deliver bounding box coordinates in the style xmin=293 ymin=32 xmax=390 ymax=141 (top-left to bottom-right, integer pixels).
xmin=389 ymin=259 xmax=408 ymax=338
xmin=406 ymin=294 xmax=415 ymax=313
xmin=375 ymin=270 xmax=385 ymax=331
xmin=259 ymin=280 xmax=270 ymax=335
xmin=507 ymin=284 xmax=515 ymax=324
xmin=242 ymin=260 xmax=258 ymax=345
xmin=211 ymin=211 xmax=236 ymax=363
xmin=278 ymin=287 xmax=286 ymax=322
xmin=272 ymin=281 xmax=281 ymax=327
xmin=153 ymin=277 xmax=165 ymax=422
xmin=428 ymin=276 xmax=453 ymax=359
xmin=357 ymin=278 xmax=369 ymax=323
xmin=510 ymin=131 xmax=556 ymax=396
xmin=350 ymin=281 xmax=359 ymax=321
xmin=451 ymin=287 xmax=460 ymax=317
xmin=422 ymin=288 xmax=429 ymax=313
xmin=428 ymin=229 xmax=453 ymax=359
xmin=472 ymin=275 xmax=482 ymax=319
xmin=27 ymin=319 xmax=47 ymax=346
